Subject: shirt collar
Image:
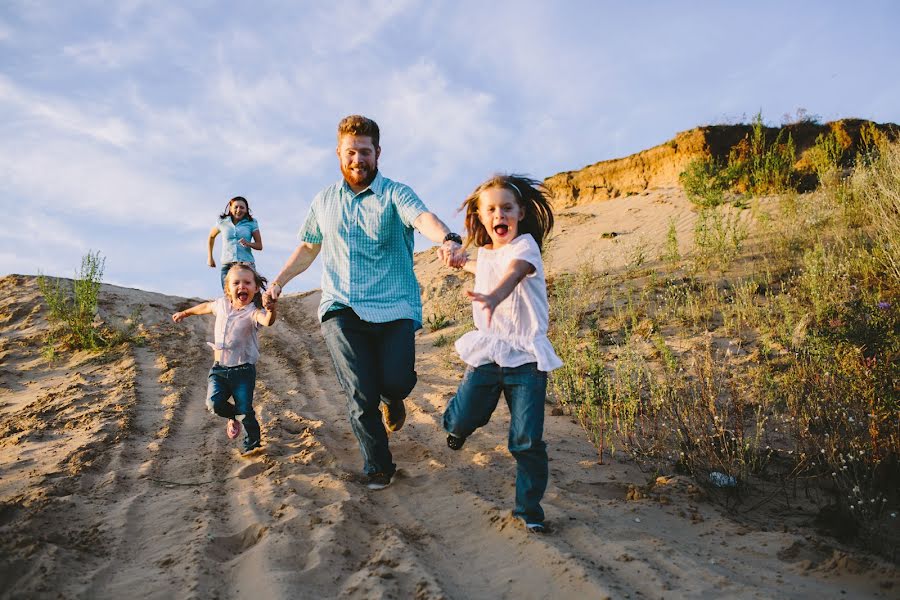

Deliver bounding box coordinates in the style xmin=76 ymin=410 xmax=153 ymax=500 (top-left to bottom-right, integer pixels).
xmin=342 ymin=171 xmax=384 ymax=197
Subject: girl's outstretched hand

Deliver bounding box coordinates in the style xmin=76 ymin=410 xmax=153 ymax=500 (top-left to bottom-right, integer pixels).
xmin=172 ymin=311 xmax=185 ymax=323
xmin=466 ymin=290 xmax=498 ymax=328
xmin=207 ymin=257 xmax=216 ymax=268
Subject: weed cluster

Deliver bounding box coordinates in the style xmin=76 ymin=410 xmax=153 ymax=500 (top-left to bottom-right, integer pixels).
xmin=680 ymin=112 xmax=797 ymax=207
xmin=38 ymin=251 xmax=143 ymax=356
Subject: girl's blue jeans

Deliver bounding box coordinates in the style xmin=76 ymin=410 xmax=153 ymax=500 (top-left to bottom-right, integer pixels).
xmin=320 ymin=309 xmax=417 ymax=477
xmin=206 ymin=362 xmax=260 ymax=450
xmin=443 ymin=362 xmax=549 ymax=524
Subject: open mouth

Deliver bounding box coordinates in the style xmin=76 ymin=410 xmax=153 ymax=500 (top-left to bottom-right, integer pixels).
xmin=493 ymin=223 xmax=509 ymax=236
xmin=236 ymin=291 xmax=250 ymax=302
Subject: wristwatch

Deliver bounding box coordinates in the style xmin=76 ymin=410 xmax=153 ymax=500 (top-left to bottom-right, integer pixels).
xmin=443 ymin=232 xmax=463 ymax=245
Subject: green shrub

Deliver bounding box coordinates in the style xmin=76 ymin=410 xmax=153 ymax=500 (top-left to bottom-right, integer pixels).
xmin=729 ymin=112 xmax=796 ymax=195
xmin=807 ymin=128 xmax=846 ymax=188
xmin=680 ymin=157 xmax=731 ymax=207
xmin=38 ymin=251 xmax=106 ymax=351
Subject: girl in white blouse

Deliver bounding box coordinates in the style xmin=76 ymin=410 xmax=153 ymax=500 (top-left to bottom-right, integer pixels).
xmin=443 ymin=174 xmax=561 ymax=533
xmin=173 ymin=264 xmax=276 ymax=454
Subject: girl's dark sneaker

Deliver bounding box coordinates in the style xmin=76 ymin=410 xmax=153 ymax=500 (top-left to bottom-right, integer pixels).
xmin=242 ymin=440 xmax=261 ymax=454
xmin=226 ymin=419 xmax=242 ymax=440
xmin=446 ymin=434 xmax=466 ymax=450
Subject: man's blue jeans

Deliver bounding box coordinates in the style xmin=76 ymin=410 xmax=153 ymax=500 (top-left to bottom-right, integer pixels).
xmin=206 ymin=362 xmax=260 ymax=450
xmin=443 ymin=362 xmax=548 ymax=524
xmin=320 ymin=309 xmax=417 ymax=476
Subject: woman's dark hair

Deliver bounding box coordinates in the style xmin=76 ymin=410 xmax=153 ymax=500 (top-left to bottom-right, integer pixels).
xmin=224 ymin=263 xmax=268 ymax=308
xmin=219 ymin=196 xmax=254 ymax=221
xmin=460 ymin=174 xmax=555 ymax=250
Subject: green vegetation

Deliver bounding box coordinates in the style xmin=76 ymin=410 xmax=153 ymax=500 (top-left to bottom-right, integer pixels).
xmin=424 ymin=311 xmax=452 ymax=332
xmin=549 ymin=140 xmax=900 ymax=557
xmin=38 ymin=251 xmax=143 ymax=355
xmin=681 ymin=112 xmax=798 ymax=207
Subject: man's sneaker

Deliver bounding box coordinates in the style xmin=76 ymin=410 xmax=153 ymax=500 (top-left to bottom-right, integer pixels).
xmin=446 ymin=434 xmax=466 ymax=451
xmin=366 ymin=472 xmax=393 ymax=490
xmin=525 ymin=522 xmax=549 ymax=534
xmin=380 ymin=399 xmax=406 ymax=432
xmin=226 ymin=419 xmax=242 ymax=440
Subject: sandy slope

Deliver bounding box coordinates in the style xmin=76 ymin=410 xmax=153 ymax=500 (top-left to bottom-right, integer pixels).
xmin=1 ymin=189 xmax=899 ymax=599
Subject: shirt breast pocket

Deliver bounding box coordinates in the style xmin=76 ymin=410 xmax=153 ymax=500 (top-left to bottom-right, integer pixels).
xmin=357 ymin=196 xmax=394 ymax=244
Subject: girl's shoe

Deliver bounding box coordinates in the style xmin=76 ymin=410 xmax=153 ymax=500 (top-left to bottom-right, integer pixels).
xmin=226 ymin=419 xmax=242 ymax=440
xmin=446 ymin=434 xmax=466 ymax=450
xmin=242 ymin=440 xmax=261 ymax=454
xmin=526 ymin=522 xmax=548 ymax=534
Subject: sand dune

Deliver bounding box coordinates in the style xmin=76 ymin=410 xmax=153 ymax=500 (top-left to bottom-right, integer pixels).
xmin=2 ymin=188 xmax=898 ymax=599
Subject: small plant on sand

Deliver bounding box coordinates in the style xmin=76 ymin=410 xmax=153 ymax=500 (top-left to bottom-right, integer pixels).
xmin=38 ymin=251 xmax=107 ymax=351
xmin=653 ymin=341 xmax=772 ymax=486
xmin=661 ymin=217 xmax=680 ymax=266
xmin=37 ymin=251 xmax=144 ymax=355
xmin=424 ymin=311 xmax=452 ymax=332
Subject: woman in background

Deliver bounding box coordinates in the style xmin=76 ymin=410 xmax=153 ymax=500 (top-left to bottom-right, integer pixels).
xmin=208 ymin=196 xmax=262 ymax=289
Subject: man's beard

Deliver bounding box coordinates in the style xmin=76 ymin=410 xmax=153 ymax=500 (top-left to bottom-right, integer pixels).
xmin=341 ymin=161 xmax=378 ymax=189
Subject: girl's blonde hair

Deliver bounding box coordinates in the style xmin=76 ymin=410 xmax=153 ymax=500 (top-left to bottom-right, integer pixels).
xmin=460 ymin=174 xmax=555 ymax=250
xmin=224 ymin=263 xmax=268 ymax=308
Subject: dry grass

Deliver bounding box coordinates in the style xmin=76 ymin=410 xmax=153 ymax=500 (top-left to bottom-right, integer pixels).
xmin=548 ymin=141 xmax=900 ymax=558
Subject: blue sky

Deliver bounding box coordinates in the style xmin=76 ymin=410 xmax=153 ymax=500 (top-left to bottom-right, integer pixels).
xmin=2 ymin=1 xmax=898 ymax=299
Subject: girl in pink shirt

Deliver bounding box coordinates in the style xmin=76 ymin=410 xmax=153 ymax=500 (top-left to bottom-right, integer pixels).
xmin=173 ymin=264 xmax=277 ymax=454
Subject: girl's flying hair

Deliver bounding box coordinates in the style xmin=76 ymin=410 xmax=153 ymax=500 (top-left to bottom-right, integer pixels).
xmin=460 ymin=174 xmax=555 ymax=250
xmin=224 ymin=263 xmax=268 ymax=308
xmin=219 ymin=196 xmax=255 ymax=221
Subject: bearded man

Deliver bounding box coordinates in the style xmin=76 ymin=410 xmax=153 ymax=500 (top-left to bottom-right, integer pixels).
xmin=265 ymin=115 xmax=465 ymax=489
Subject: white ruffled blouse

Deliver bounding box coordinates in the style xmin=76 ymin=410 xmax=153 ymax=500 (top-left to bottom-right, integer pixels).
xmin=455 ymin=234 xmax=563 ymax=373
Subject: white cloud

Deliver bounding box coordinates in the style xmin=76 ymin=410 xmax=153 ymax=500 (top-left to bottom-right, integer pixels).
xmin=0 ymin=75 xmax=136 ymax=147
xmin=62 ymin=39 xmax=147 ymax=69
xmin=305 ymin=0 xmax=418 ymax=54
xmin=380 ymin=59 xmax=502 ymax=190
xmin=0 ymin=138 xmax=209 ymax=227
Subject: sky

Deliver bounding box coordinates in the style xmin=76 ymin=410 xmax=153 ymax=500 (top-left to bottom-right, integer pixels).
xmin=2 ymin=1 xmax=899 ymax=299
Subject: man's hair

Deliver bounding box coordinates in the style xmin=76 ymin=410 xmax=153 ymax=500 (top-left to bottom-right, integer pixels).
xmin=337 ymin=115 xmax=380 ymax=147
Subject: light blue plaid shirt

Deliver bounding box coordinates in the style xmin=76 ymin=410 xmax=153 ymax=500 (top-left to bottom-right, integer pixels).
xmin=298 ymin=171 xmax=428 ymax=327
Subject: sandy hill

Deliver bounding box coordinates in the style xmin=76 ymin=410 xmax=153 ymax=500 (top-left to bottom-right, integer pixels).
xmin=3 ymin=123 xmax=900 ymax=598
xmin=544 ymin=119 xmax=898 ymax=207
